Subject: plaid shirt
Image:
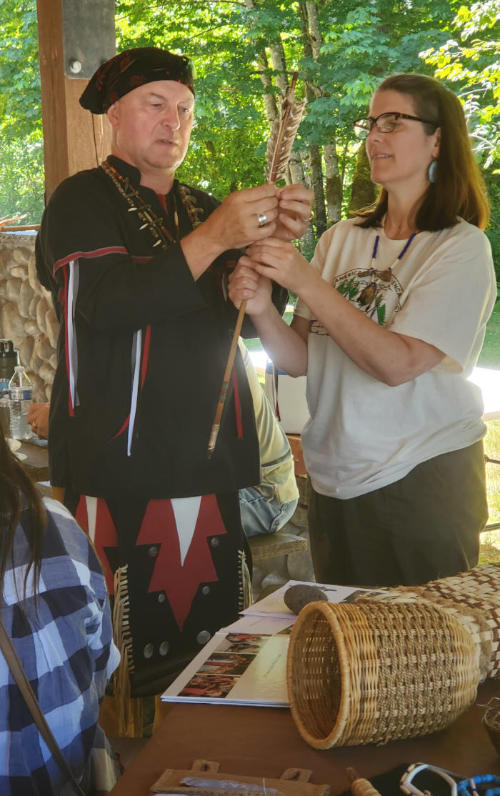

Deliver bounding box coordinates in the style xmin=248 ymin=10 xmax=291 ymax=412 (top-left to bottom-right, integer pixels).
xmin=0 ymin=497 xmax=120 ymax=795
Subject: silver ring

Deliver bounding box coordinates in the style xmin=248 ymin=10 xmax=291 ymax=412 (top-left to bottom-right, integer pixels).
xmin=258 ymin=213 xmax=268 ymax=227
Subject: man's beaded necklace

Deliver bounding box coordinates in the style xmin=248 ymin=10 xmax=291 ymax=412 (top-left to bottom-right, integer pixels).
xmin=100 ymin=159 xmax=203 ymax=251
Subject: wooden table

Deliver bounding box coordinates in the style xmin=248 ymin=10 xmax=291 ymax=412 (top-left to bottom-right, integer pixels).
xmin=17 ymin=438 xmax=49 ymax=482
xmin=110 ymin=678 xmax=500 ymax=794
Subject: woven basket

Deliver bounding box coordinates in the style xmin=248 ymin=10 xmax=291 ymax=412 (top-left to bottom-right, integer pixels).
xmin=356 ymin=563 xmax=500 ymax=680
xmin=287 ymin=600 xmax=480 ymax=749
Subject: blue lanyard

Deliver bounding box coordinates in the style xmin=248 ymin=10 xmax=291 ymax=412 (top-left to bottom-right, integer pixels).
xmin=371 ymin=231 xmax=417 ymax=263
xmin=458 ymin=774 xmax=500 ymax=795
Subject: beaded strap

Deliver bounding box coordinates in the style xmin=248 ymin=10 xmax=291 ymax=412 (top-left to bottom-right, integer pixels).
xmin=101 ymin=159 xmax=204 ymax=251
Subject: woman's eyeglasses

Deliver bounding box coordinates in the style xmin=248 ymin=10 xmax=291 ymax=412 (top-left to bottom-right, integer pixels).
xmin=400 ymin=762 xmax=500 ymax=796
xmin=353 ymin=111 xmax=439 ymax=138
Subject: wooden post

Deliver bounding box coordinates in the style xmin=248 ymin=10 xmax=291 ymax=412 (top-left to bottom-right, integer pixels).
xmin=36 ymin=0 xmax=115 ymax=201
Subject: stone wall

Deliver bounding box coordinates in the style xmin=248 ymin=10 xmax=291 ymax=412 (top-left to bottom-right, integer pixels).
xmin=0 ymin=232 xmax=57 ymax=401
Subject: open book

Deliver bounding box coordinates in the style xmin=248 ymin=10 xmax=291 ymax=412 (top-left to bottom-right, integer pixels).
xmin=162 ymin=580 xmax=379 ymax=707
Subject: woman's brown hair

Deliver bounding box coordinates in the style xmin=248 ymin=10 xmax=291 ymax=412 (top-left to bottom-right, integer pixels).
xmin=357 ymin=73 xmax=490 ymax=231
xmin=0 ymin=426 xmax=47 ymax=597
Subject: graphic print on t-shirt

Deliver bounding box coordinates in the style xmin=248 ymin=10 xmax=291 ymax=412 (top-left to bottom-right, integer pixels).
xmin=310 ymin=265 xmax=403 ymax=335
xmin=336 ymin=265 xmax=403 ymax=324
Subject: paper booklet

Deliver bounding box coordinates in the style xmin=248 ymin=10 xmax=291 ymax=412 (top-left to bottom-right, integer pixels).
xmin=162 ymin=580 xmax=379 ymax=708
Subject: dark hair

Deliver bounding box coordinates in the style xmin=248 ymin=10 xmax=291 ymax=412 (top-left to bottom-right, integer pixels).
xmin=0 ymin=426 xmax=47 ymax=598
xmin=357 ymin=73 xmax=490 ymax=231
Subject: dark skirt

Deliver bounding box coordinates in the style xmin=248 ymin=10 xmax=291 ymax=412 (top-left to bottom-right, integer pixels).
xmin=308 ymin=441 xmax=488 ymax=588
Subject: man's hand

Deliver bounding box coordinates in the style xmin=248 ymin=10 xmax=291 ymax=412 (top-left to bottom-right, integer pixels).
xmin=204 ymin=184 xmax=281 ymax=250
xmin=274 ymin=183 xmax=313 ymax=241
xmin=181 ymin=184 xmax=280 ymax=279
xmin=27 ymin=402 xmax=50 ymax=439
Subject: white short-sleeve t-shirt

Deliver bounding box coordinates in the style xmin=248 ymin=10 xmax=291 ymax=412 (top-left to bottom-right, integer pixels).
xmin=295 ymin=217 xmax=496 ymax=499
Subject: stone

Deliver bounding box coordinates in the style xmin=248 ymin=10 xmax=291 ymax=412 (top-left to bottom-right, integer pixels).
xmin=6 ymin=278 xmax=22 ymax=301
xmin=19 ymin=337 xmax=34 ymax=371
xmin=25 ymin=319 xmax=40 ymax=337
xmin=12 ymin=246 xmax=31 ymax=265
xmin=19 ymin=279 xmax=32 ymax=317
xmin=45 ymin=309 xmax=59 ymax=349
xmin=2 ymin=302 xmax=26 ymax=340
xmin=10 ymin=265 xmax=27 ymax=281
xmin=283 ymin=583 xmax=328 ymax=615
xmin=36 ymin=296 xmax=49 ymax=333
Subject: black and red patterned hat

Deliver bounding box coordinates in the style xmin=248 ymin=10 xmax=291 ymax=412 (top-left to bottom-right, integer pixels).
xmin=79 ymin=47 xmax=195 ymax=114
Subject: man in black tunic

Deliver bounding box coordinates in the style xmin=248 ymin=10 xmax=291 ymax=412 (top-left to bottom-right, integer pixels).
xmin=36 ymin=47 xmax=312 ymax=699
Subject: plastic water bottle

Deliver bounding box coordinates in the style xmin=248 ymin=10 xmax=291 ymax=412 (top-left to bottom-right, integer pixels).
xmin=0 ymin=341 xmax=17 ymax=436
xmin=8 ymin=365 xmax=32 ymax=440
xmin=0 ymin=340 xmax=17 ymax=394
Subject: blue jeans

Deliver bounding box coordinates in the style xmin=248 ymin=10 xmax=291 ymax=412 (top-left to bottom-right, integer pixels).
xmin=239 ymin=487 xmax=298 ymax=538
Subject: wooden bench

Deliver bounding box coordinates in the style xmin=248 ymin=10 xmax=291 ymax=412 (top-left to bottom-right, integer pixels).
xmin=248 ymin=434 xmax=308 ymax=563
xmin=248 ymin=529 xmax=307 ymax=562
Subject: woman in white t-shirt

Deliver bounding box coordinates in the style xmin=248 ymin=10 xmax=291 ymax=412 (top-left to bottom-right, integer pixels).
xmin=229 ymin=73 xmax=496 ymax=588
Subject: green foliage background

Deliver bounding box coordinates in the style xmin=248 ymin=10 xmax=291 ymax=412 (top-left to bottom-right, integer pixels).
xmin=0 ymin=0 xmax=498 ymax=275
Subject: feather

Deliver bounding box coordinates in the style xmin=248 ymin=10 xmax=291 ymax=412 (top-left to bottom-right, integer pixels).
xmin=265 ymin=73 xmax=306 ymax=184
xmin=207 ymin=73 xmax=306 ymax=457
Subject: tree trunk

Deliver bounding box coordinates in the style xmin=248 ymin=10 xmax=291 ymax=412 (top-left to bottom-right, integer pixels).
xmin=298 ymin=0 xmax=326 ymax=233
xmin=306 ymin=0 xmax=322 ymax=58
xmin=303 ymin=0 xmax=342 ymax=227
xmin=243 ymin=0 xmax=278 ymax=124
xmin=269 ymin=41 xmax=289 ymax=95
xmin=255 ymin=48 xmax=279 ymax=124
xmin=324 ymin=144 xmax=342 ymax=224
xmin=349 ymin=143 xmax=377 ymax=213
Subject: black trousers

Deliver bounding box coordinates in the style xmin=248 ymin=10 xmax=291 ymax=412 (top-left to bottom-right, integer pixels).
xmin=308 ymin=441 xmax=488 ymax=588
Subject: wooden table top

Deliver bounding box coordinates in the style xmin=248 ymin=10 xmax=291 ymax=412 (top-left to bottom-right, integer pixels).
xmin=17 ymin=438 xmax=49 ymax=482
xmin=110 ymin=678 xmax=500 ymax=795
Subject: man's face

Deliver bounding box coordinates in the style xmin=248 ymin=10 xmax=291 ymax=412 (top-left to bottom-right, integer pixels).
xmin=107 ymin=80 xmax=195 ymax=177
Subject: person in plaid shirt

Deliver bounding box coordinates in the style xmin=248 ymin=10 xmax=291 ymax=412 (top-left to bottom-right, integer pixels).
xmin=0 ymin=427 xmax=120 ymax=794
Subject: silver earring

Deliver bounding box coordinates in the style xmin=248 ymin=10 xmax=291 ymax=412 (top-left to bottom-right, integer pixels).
xmin=428 ymin=160 xmax=438 ymax=183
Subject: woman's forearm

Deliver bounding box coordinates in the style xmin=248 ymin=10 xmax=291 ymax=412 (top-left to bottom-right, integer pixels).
xmin=299 ymin=277 xmax=443 ymax=385
xmin=244 ymin=238 xmax=444 ymax=386
xmin=249 ymin=304 xmax=308 ymax=377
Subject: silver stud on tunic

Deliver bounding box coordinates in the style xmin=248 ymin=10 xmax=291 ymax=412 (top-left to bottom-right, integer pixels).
xmin=159 ymin=641 xmax=169 ymax=657
xmin=143 ymin=643 xmax=154 ymax=659
xmin=196 ymin=630 xmax=211 ymax=645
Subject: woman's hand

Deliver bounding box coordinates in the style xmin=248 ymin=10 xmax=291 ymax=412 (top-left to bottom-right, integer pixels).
xmin=273 ymin=184 xmax=313 ymax=241
xmin=228 ymin=259 xmax=273 ymax=316
xmin=246 ymin=237 xmax=315 ymax=296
